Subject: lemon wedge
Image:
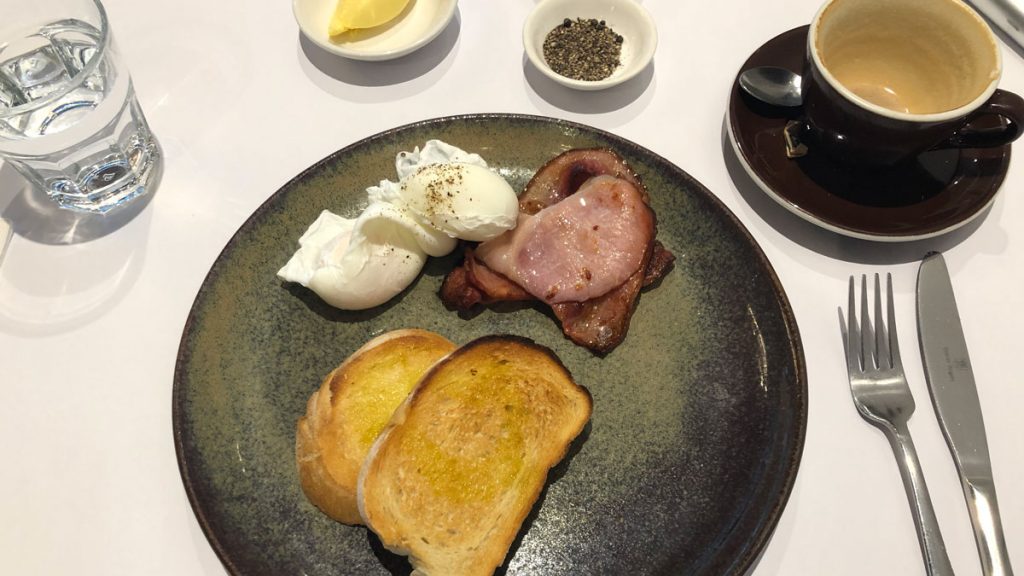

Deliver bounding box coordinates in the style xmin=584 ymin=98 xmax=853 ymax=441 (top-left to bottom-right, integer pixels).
xmin=328 ymin=0 xmax=411 ymax=36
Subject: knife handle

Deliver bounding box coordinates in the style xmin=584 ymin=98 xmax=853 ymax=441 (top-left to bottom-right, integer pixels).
xmin=964 ymin=476 xmax=1014 ymax=576
xmin=889 ymin=423 xmax=955 ymax=576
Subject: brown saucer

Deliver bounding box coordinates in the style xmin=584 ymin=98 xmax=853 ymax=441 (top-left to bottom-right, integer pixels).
xmin=727 ymin=26 xmax=1011 ymax=241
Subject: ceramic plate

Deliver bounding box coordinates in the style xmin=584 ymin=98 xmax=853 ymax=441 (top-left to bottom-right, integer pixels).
xmin=727 ymin=26 xmax=1011 ymax=241
xmin=173 ymin=114 xmax=807 ymax=575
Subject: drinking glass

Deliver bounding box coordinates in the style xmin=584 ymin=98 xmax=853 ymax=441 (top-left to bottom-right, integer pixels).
xmin=0 ymin=0 xmax=160 ymax=214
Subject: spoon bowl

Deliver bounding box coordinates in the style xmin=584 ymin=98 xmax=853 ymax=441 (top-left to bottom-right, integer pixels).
xmin=739 ymin=66 xmax=804 ymax=107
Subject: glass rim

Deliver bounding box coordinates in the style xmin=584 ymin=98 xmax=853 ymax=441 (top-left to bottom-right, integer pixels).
xmin=0 ymin=0 xmax=111 ymax=120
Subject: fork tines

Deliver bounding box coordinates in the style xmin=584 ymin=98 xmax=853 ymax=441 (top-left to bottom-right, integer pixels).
xmin=840 ymin=273 xmax=902 ymax=373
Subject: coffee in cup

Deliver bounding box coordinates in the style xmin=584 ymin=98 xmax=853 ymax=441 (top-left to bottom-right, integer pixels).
xmin=801 ymin=0 xmax=1024 ymax=166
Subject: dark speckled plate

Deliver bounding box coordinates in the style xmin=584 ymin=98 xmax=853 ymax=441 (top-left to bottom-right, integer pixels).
xmin=173 ymin=114 xmax=807 ymax=576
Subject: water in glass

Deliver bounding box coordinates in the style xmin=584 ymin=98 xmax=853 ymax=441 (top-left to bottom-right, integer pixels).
xmin=0 ymin=18 xmax=159 ymax=213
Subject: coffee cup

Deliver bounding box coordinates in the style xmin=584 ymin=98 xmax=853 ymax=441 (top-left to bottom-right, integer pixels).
xmin=801 ymin=0 xmax=1024 ymax=167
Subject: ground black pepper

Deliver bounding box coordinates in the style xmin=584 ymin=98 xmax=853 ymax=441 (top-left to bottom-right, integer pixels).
xmin=542 ymin=17 xmax=623 ymax=82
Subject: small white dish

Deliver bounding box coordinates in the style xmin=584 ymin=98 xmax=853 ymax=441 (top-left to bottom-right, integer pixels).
xmin=293 ymin=0 xmax=458 ymax=61
xmin=523 ymin=0 xmax=657 ymax=90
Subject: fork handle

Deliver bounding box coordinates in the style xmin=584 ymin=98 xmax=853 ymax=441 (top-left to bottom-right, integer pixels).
xmin=887 ymin=423 xmax=955 ymax=576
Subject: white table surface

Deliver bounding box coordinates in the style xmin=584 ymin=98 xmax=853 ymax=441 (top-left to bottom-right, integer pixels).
xmin=1 ymin=0 xmax=1021 ymax=574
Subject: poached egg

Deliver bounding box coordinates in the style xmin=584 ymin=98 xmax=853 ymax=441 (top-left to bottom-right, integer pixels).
xmin=277 ymin=140 xmax=518 ymax=310
xmin=398 ymin=163 xmax=519 ymax=242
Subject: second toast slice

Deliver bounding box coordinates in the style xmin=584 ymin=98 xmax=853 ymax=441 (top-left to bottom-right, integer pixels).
xmin=358 ymin=335 xmax=593 ymax=576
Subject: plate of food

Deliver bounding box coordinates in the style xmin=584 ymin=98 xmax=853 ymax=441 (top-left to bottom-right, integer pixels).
xmin=173 ymin=113 xmax=806 ymax=575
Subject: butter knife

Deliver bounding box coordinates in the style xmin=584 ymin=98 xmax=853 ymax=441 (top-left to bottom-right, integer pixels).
xmin=917 ymin=252 xmax=1015 ymax=576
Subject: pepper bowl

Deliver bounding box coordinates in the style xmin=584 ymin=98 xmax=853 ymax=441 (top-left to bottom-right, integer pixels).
xmin=523 ymin=0 xmax=657 ymax=91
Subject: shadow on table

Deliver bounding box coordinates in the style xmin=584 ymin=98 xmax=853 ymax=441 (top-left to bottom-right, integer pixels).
xmin=0 ymin=159 xmax=159 ymax=246
xmin=297 ymin=10 xmax=460 ymax=99
xmin=522 ymin=55 xmax=655 ymax=114
xmin=0 ymin=161 xmax=155 ymax=336
xmin=719 ymin=118 xmax=1003 ymax=265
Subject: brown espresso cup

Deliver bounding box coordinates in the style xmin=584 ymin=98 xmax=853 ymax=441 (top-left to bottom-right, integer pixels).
xmin=801 ymin=0 xmax=1024 ymax=167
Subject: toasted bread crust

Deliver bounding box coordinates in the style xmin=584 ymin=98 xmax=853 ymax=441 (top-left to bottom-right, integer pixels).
xmin=358 ymin=335 xmax=593 ymax=575
xmin=296 ymin=329 xmax=456 ymax=524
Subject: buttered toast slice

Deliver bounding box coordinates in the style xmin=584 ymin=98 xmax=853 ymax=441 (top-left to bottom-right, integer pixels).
xmin=358 ymin=335 xmax=593 ymax=576
xmin=296 ymin=329 xmax=457 ymax=525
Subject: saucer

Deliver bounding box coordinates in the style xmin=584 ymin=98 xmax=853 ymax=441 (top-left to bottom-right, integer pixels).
xmin=726 ymin=26 xmax=1011 ymax=241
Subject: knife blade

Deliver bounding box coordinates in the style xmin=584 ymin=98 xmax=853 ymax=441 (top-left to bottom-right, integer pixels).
xmin=917 ymin=252 xmax=1014 ymax=576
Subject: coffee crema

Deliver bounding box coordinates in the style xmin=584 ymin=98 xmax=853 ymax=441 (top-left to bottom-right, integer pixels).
xmin=815 ymin=0 xmax=999 ymax=114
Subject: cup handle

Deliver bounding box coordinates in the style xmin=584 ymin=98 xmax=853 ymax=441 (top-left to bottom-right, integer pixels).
xmin=941 ymin=89 xmax=1024 ymax=148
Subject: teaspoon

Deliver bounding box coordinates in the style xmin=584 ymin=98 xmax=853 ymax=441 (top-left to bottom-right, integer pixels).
xmin=738 ymin=66 xmax=804 ymax=107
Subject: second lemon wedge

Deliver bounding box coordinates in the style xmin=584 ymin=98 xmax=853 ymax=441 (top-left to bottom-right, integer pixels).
xmin=328 ymin=0 xmax=411 ymax=36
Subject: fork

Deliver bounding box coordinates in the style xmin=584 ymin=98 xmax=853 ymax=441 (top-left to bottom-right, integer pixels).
xmin=839 ymin=274 xmax=954 ymax=576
